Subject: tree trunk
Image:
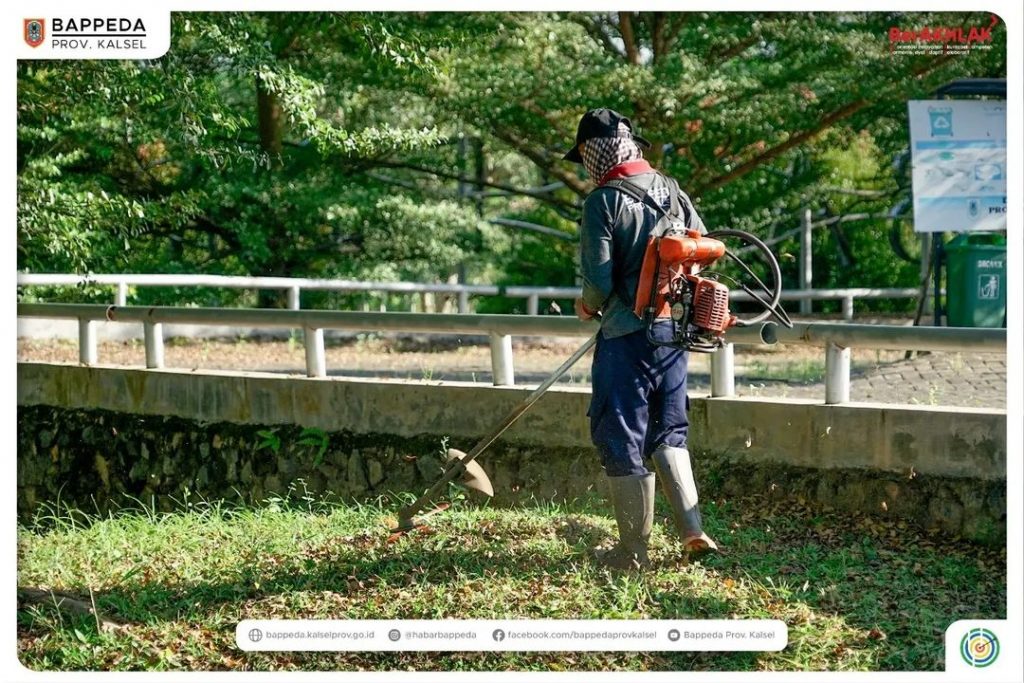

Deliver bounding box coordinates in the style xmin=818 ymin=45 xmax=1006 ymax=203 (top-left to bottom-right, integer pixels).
xmin=256 ymin=76 xmax=284 ymax=159
xmin=474 ymin=137 xmax=486 ymax=217
xmin=651 ymin=13 xmax=665 ymax=65
xmin=256 ymin=74 xmax=288 ymax=307
xmin=618 ymin=12 xmax=641 ymax=65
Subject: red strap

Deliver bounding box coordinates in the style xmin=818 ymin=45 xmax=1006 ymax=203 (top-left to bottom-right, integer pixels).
xmin=598 ymin=159 xmax=654 ymax=186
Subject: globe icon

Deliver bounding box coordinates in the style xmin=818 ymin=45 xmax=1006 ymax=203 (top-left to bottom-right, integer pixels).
xmin=248 ymin=628 xmax=263 ymax=643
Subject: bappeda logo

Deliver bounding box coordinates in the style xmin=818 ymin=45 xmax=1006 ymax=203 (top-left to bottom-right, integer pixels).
xmin=24 ymin=19 xmax=45 ymax=48
xmin=17 ymin=11 xmax=167 ymax=59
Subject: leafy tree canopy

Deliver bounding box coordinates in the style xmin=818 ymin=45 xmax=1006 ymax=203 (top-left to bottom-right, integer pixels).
xmin=17 ymin=12 xmax=1006 ymax=309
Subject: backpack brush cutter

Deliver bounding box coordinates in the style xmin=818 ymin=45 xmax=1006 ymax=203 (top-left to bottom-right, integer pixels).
xmin=634 ymin=227 xmax=793 ymax=352
xmin=390 ymin=227 xmax=792 ymax=538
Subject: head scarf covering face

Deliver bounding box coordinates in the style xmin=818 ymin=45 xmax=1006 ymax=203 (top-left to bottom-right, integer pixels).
xmin=579 ymin=122 xmax=644 ymax=182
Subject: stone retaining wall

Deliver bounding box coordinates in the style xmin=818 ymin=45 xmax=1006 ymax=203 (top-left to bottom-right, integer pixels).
xmin=17 ymin=363 xmax=1007 ymax=544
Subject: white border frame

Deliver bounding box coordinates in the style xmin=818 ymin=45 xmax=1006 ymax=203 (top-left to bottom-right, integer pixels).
xmin=4 ymin=2 xmax=1020 ymax=682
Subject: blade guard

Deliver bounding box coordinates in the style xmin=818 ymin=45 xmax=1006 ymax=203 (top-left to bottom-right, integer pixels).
xmin=446 ymin=448 xmax=494 ymax=497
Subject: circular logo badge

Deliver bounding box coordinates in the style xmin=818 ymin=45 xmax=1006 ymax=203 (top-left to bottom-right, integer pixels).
xmin=960 ymin=628 xmax=999 ymax=668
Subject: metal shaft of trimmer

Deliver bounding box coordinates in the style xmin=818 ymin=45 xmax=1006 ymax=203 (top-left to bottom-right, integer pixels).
xmin=397 ymin=332 xmax=600 ymax=528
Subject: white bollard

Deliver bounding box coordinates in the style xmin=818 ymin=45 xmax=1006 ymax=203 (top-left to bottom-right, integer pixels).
xmin=305 ymin=327 xmax=326 ymax=378
xmin=144 ymin=322 xmax=164 ymax=369
xmin=825 ymin=343 xmax=851 ymax=404
xmin=710 ymin=343 xmax=736 ymax=397
xmin=78 ymin=319 xmax=97 ymax=365
xmin=489 ymin=332 xmax=515 ymax=386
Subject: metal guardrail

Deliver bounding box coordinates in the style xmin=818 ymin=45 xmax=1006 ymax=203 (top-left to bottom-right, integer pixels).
xmin=17 ymin=273 xmax=929 ymax=320
xmin=16 ymin=303 xmax=1005 ymax=404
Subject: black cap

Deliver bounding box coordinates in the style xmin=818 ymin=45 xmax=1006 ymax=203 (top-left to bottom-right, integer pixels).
xmin=562 ymin=108 xmax=652 ymax=163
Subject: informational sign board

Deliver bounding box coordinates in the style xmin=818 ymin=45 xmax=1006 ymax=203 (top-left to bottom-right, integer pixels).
xmin=908 ymin=100 xmax=1006 ymax=233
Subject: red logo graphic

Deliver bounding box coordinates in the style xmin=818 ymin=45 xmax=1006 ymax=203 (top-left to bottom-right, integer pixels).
xmin=888 ymin=14 xmax=998 ymax=55
xmin=24 ymin=18 xmax=45 ymax=48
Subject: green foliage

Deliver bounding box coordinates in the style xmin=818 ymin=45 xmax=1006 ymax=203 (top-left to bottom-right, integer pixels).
xmin=17 ymin=12 xmax=1006 ymax=309
xmin=255 ymin=429 xmax=281 ymax=454
xmin=17 ymin=13 xmax=459 ymax=298
xmin=296 ymin=427 xmax=330 ymax=467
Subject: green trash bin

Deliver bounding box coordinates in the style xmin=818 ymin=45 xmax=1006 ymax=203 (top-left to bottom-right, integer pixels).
xmin=944 ymin=232 xmax=1007 ymax=327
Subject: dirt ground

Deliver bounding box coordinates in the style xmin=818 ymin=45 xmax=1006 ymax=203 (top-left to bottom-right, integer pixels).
xmin=16 ymin=332 xmax=895 ymax=382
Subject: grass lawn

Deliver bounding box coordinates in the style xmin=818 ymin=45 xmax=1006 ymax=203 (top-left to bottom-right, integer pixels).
xmin=17 ymin=491 xmax=1005 ymax=672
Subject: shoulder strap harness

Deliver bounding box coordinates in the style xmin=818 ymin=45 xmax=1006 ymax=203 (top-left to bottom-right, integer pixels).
xmin=600 ymin=173 xmax=694 ymax=308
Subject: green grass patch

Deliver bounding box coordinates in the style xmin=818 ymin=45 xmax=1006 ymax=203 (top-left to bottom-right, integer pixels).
xmin=739 ymin=355 xmax=905 ymax=385
xmin=741 ymin=358 xmax=826 ymax=383
xmin=17 ymin=493 xmax=1005 ymax=672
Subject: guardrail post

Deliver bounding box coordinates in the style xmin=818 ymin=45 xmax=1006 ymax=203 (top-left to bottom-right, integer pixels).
xmin=458 ymin=290 xmax=470 ymax=314
xmin=288 ymin=287 xmax=304 ymax=346
xmin=144 ymin=322 xmax=164 ymax=368
xmin=825 ymin=343 xmax=850 ymax=404
xmin=304 ymin=327 xmax=326 ymax=378
xmin=78 ymin=319 xmax=97 ymax=365
xmin=527 ymin=294 xmax=539 ymax=316
xmin=920 ymin=233 xmax=933 ymax=314
xmin=115 ymin=282 xmax=128 ymax=307
xmin=710 ymin=343 xmax=735 ymax=397
xmin=842 ymin=297 xmax=854 ymax=321
xmin=489 ymin=332 xmax=515 ymax=386
xmin=800 ymin=208 xmax=813 ymax=314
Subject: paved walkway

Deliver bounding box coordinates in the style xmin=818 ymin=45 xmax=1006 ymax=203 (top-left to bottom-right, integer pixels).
xmin=689 ymin=351 xmax=1006 ymax=409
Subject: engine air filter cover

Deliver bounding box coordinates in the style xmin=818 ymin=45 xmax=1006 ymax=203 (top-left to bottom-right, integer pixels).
xmin=691 ymin=277 xmax=730 ymax=333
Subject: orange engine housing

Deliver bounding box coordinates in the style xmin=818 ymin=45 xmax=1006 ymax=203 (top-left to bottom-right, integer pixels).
xmin=690 ymin=276 xmax=731 ymax=333
xmin=633 ymin=230 xmax=728 ymax=322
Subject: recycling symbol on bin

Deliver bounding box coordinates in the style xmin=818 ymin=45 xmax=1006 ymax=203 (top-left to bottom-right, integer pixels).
xmin=928 ymin=107 xmax=953 ymax=137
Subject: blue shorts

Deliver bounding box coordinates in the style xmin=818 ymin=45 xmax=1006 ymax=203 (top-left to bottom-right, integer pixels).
xmin=588 ymin=322 xmax=690 ymax=477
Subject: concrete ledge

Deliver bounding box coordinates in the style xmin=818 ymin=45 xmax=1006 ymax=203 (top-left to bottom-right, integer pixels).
xmin=17 ymin=362 xmax=1006 ymax=481
xmin=689 ymin=397 xmax=1005 ymax=481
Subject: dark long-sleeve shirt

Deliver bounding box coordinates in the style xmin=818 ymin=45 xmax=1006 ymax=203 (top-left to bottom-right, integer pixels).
xmin=579 ymin=170 xmax=706 ymax=338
